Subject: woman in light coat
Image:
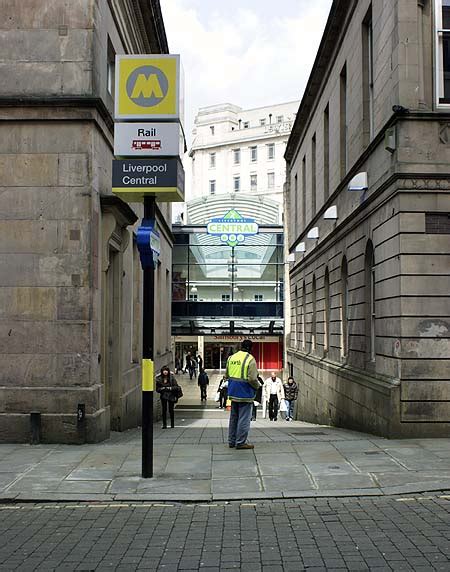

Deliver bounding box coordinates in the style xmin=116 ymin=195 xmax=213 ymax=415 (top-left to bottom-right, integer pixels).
xmin=263 ymin=372 xmax=284 ymax=421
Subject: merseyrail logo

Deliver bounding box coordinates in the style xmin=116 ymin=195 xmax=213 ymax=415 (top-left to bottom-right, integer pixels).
xmin=115 ymin=55 xmax=179 ymax=119
xmin=207 ymin=210 xmax=259 ymax=247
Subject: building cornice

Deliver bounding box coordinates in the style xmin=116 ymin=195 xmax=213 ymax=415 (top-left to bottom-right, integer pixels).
xmin=107 ymin=0 xmax=168 ymax=54
xmin=0 ymin=95 xmax=115 ymax=133
xmin=285 ymin=0 xmax=357 ymax=163
xmin=101 ymin=196 xmax=139 ymax=227
xmin=288 ymin=110 xmax=450 ymax=254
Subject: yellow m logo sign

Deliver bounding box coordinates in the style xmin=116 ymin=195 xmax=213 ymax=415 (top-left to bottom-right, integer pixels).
xmin=130 ymin=74 xmax=164 ymax=99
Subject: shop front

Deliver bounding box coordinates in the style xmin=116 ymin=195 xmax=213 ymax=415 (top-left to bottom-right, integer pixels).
xmin=172 ymin=195 xmax=285 ymax=375
xmin=173 ymin=335 xmax=283 ymax=373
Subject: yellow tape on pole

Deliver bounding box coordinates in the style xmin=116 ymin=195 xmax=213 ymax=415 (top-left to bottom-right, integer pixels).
xmin=142 ymin=359 xmax=154 ymax=391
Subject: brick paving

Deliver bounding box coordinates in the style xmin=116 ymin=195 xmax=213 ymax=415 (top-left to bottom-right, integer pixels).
xmin=1 ymin=495 xmax=450 ymax=571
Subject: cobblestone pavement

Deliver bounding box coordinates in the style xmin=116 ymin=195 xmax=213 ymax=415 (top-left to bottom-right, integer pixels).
xmin=1 ymin=495 xmax=450 ymax=571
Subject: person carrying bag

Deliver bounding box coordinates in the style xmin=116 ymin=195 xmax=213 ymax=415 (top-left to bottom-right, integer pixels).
xmin=156 ymin=366 xmax=182 ymax=429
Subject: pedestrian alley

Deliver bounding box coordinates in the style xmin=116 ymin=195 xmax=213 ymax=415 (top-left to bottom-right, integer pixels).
xmin=1 ymin=371 xmax=450 ymax=503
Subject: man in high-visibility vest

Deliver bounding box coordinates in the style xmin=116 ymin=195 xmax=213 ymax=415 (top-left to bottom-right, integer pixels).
xmin=226 ymin=339 xmax=261 ymax=449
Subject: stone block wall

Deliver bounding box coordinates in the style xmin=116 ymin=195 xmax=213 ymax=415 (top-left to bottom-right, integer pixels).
xmin=0 ymin=0 xmax=173 ymax=442
xmin=286 ymin=0 xmax=450 ymax=437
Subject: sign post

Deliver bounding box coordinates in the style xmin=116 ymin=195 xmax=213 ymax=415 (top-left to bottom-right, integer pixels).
xmin=137 ymin=199 xmax=158 ymax=478
xmin=112 ymin=53 xmax=185 ymax=478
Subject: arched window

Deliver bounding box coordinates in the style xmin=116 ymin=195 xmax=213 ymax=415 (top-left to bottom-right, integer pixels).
xmin=365 ymin=240 xmax=376 ymax=362
xmin=302 ymin=281 xmax=306 ymax=350
xmin=324 ymin=267 xmax=330 ymax=354
xmin=311 ymin=275 xmax=317 ymax=352
xmin=340 ymin=256 xmax=349 ymax=358
xmin=293 ymin=285 xmax=298 ymax=348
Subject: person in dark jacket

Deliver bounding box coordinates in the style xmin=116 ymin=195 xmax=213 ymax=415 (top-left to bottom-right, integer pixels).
xmin=252 ymin=376 xmax=264 ymax=421
xmin=156 ymin=366 xmax=180 ymax=428
xmin=198 ymin=368 xmax=209 ymax=401
xmin=283 ymin=376 xmax=298 ymax=421
xmin=174 ymin=355 xmax=182 ymax=374
xmin=185 ymin=352 xmax=193 ymax=375
xmin=218 ymin=375 xmax=228 ymax=409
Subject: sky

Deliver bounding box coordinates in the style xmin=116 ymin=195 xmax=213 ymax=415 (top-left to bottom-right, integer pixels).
xmin=160 ymin=0 xmax=333 ymax=146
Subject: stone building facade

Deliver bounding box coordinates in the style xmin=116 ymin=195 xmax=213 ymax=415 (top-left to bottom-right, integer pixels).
xmin=188 ymin=102 xmax=298 ymax=209
xmin=0 ymin=0 xmax=174 ymax=443
xmin=286 ymin=0 xmax=450 ymax=437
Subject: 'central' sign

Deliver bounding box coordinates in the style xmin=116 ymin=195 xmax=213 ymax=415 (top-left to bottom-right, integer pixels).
xmin=207 ymin=210 xmax=259 ymax=246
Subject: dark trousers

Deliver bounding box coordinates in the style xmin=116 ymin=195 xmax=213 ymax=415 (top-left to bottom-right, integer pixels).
xmin=268 ymin=395 xmax=279 ymax=420
xmin=200 ymin=385 xmax=207 ymax=400
xmin=252 ymin=405 xmax=257 ymax=420
xmin=219 ymin=389 xmax=228 ymax=408
xmin=161 ymin=398 xmax=175 ymax=428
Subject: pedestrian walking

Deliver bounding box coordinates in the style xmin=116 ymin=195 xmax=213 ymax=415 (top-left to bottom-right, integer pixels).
xmin=185 ymin=352 xmax=192 ymax=375
xmin=217 ymin=375 xmax=228 ymax=409
xmin=263 ymin=372 xmax=284 ymax=421
xmin=283 ymin=376 xmax=298 ymax=421
xmin=198 ymin=368 xmax=209 ymax=401
xmin=191 ymin=355 xmax=198 ymax=377
xmin=197 ymin=354 xmax=203 ymax=371
xmin=252 ymin=376 xmax=264 ymax=421
xmin=156 ymin=366 xmax=180 ymax=429
xmin=226 ymin=339 xmax=260 ymax=449
xmin=174 ymin=354 xmax=182 ymax=374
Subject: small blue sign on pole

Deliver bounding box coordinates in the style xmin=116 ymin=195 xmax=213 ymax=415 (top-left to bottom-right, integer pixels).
xmin=137 ymin=219 xmax=160 ymax=269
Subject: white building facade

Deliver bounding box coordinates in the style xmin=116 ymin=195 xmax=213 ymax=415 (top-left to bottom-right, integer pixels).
xmin=189 ymin=101 xmax=299 ymax=211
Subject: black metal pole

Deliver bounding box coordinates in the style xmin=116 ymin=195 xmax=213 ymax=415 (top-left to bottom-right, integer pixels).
xmin=142 ymin=196 xmax=156 ymax=478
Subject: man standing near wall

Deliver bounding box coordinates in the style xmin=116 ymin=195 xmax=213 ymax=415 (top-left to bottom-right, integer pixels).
xmin=226 ymin=340 xmax=260 ymax=449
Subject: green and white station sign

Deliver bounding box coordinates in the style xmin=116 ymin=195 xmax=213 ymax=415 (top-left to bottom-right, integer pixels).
xmin=207 ymin=209 xmax=259 ymax=247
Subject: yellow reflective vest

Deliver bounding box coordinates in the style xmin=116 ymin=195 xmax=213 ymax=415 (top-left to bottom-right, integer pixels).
xmin=226 ymin=350 xmax=256 ymax=402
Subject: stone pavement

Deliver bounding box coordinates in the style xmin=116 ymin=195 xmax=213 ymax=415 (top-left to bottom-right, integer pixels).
xmin=1 ymin=495 xmax=450 ymax=571
xmin=2 ymin=369 xmax=450 ymax=503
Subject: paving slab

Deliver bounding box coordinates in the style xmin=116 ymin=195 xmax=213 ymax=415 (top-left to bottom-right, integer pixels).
xmin=2 ymin=385 xmax=450 ymax=502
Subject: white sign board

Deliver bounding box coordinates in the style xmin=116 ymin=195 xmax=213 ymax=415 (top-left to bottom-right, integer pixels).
xmin=114 ymin=122 xmax=181 ymax=157
xmin=150 ymin=229 xmax=161 ymax=256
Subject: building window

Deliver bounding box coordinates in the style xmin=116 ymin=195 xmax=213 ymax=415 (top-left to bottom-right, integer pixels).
xmin=311 ymin=275 xmax=317 ymax=352
xmin=302 ymin=155 xmax=306 ymax=228
xmin=243 ymin=121 xmax=250 ymax=129
xmin=260 ymin=118 xmax=266 ymax=126
xmin=340 ymin=64 xmax=348 ymax=177
xmin=293 ymin=285 xmax=298 ymax=348
xmin=363 ymin=6 xmax=374 ymax=143
xmin=131 ymin=238 xmax=140 ymax=363
xmin=189 ymin=294 xmax=198 ymax=301
xmin=340 ymin=256 xmax=349 ymax=358
xmin=209 ymin=152 xmax=216 ymax=168
xmin=222 ymin=294 xmax=231 ymax=302
xmin=254 ymin=294 xmax=263 ymax=301
xmin=233 ymin=176 xmax=240 ymax=192
xmin=233 ymin=148 xmax=241 ymax=164
xmin=107 ymin=38 xmax=115 ymax=97
xmin=436 ymin=0 xmax=450 ymax=103
xmin=209 ymin=180 xmax=216 ymax=195
xmin=311 ymin=133 xmax=317 ymax=216
xmin=365 ymin=240 xmax=376 ymax=362
xmin=250 ymin=174 xmax=257 ymax=191
xmin=267 ymin=143 xmax=275 ymax=160
xmin=302 ymin=281 xmax=306 ymax=350
xmin=268 ymin=172 xmax=275 ymax=188
xmin=324 ymin=267 xmax=330 ymax=354
xmin=293 ymin=173 xmax=298 ymax=225
xmin=276 ymin=115 xmax=283 ymax=123
xmin=250 ymin=146 xmax=257 ymax=162
xmin=323 ymin=104 xmax=330 ymax=200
